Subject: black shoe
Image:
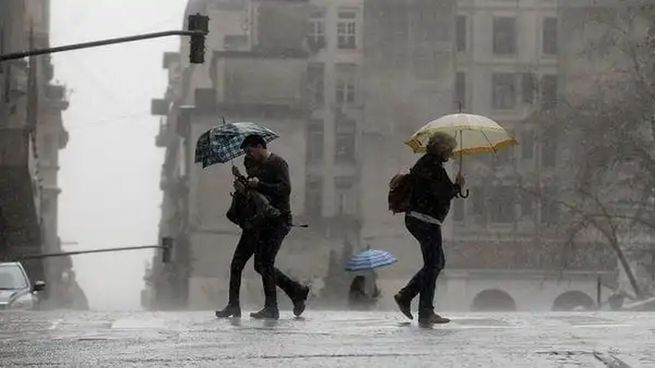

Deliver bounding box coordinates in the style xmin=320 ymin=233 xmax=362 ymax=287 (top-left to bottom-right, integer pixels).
xmin=250 ymin=306 xmax=280 ymax=320
xmin=394 ymin=293 xmax=413 ymax=320
xmin=418 ymin=312 xmax=450 ymax=327
xmin=215 ymin=304 xmax=241 ymax=318
xmin=292 ymin=285 xmax=310 ymax=317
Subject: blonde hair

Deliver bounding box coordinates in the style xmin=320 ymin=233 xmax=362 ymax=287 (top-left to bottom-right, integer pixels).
xmin=426 ymin=132 xmax=457 ymax=158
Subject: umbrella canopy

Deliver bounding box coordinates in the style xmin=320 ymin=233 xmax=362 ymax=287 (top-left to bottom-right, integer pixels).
xmin=405 ymin=113 xmax=517 ymax=155
xmin=194 ymin=122 xmax=279 ymax=168
xmin=344 ymin=249 xmax=397 ymax=272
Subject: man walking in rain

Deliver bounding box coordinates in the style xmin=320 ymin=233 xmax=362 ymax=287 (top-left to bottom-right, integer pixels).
xmin=217 ymin=134 xmax=309 ymax=320
xmin=215 ymin=156 xmax=273 ymax=318
xmin=394 ymin=132 xmax=464 ymax=326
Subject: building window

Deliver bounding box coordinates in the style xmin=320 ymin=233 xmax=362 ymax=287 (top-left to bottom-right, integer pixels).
xmin=490 ymin=186 xmax=515 ymax=223
xmin=337 ymin=10 xmax=357 ymax=49
xmin=307 ymin=120 xmax=324 ymax=162
xmin=521 ymin=73 xmax=535 ymax=104
xmin=540 ymin=186 xmax=560 ymax=225
xmin=542 ymin=17 xmax=558 ymax=55
xmin=541 ymin=75 xmax=558 ymax=109
xmin=521 ymin=129 xmax=534 ymax=160
xmin=306 ymin=178 xmax=323 ymax=218
xmin=541 ymin=133 xmax=557 ymax=168
xmin=492 ymin=73 xmax=516 ymax=109
xmin=336 ymin=79 xmax=355 ymax=104
xmin=307 ymin=63 xmax=324 ymax=106
xmin=335 ymin=176 xmax=356 ymax=215
xmin=335 ymin=63 xmax=357 ymax=105
xmin=456 ymin=15 xmax=467 ymax=52
xmin=456 ymin=72 xmax=466 ymax=109
xmin=493 ymin=17 xmax=516 ymax=55
xmin=308 ymin=9 xmax=326 ymax=51
xmin=335 ymin=119 xmax=356 ymax=163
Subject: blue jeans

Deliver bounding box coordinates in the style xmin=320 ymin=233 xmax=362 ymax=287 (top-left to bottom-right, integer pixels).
xmin=398 ymin=215 xmax=445 ymax=316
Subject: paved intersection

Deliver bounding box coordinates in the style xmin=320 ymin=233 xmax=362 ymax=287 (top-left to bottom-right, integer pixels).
xmin=1 ymin=311 xmax=654 ymax=367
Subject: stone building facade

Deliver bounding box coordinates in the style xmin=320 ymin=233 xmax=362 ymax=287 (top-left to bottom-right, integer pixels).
xmin=0 ymin=0 xmax=76 ymax=307
xmin=145 ymin=0 xmax=619 ymax=311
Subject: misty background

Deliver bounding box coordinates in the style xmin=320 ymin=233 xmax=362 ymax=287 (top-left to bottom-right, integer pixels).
xmin=51 ymin=1 xmax=187 ymax=310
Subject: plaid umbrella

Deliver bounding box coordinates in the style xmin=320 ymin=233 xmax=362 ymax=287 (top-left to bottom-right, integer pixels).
xmin=345 ymin=249 xmax=397 ymax=272
xmin=194 ymin=122 xmax=280 ymax=168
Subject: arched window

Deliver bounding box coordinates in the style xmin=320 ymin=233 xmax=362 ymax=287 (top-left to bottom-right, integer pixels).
xmin=552 ymin=291 xmax=594 ymax=311
xmin=471 ymin=289 xmax=517 ymax=311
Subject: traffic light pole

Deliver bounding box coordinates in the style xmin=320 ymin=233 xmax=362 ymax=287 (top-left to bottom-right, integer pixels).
xmin=0 ymin=30 xmax=203 ymax=62
xmin=0 ymin=13 xmax=209 ymax=63
xmin=16 ymin=238 xmax=174 ymax=263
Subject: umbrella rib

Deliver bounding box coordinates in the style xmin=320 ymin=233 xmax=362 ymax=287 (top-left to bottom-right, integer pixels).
xmin=480 ymin=130 xmax=497 ymax=154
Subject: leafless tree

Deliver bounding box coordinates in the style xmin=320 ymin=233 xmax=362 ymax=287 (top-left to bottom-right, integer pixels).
xmin=525 ymin=1 xmax=655 ymax=298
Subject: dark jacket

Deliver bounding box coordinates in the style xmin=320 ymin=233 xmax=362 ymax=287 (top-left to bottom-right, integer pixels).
xmin=408 ymin=154 xmax=460 ymax=223
xmin=254 ymin=153 xmax=292 ymax=222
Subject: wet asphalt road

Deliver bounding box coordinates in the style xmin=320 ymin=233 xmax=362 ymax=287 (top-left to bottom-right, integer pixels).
xmin=1 ymin=310 xmax=654 ymax=367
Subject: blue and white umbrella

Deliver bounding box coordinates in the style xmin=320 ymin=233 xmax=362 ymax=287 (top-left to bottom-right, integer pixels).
xmin=345 ymin=249 xmax=397 ymax=272
xmin=195 ymin=121 xmax=280 ymax=168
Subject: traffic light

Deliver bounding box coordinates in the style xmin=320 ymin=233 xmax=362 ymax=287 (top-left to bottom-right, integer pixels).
xmin=161 ymin=237 xmax=174 ymax=263
xmin=188 ymin=13 xmax=209 ymax=64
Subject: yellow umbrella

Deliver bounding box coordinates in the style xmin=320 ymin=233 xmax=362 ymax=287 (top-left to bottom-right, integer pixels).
xmin=405 ymin=113 xmax=518 ymax=197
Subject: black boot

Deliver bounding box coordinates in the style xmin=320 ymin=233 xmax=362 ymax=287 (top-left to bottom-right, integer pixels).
xmin=250 ymin=306 xmax=280 ymax=320
xmin=215 ymin=304 xmax=241 ymax=318
xmin=394 ymin=293 xmax=413 ymax=320
xmin=292 ymin=285 xmax=310 ymax=317
xmin=418 ymin=311 xmax=450 ymax=327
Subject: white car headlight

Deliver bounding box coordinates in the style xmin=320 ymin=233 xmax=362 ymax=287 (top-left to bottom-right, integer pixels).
xmin=9 ymin=294 xmax=33 ymax=310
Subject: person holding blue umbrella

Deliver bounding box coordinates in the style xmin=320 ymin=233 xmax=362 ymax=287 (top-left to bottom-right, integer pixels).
xmin=345 ymin=248 xmax=396 ymax=310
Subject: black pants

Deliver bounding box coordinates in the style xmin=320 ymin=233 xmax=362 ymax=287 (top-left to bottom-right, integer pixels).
xmin=398 ymin=215 xmax=445 ymax=316
xmin=254 ymin=222 xmax=304 ymax=307
xmin=227 ymin=223 xmax=302 ymax=307
xmin=226 ymin=231 xmax=257 ymax=306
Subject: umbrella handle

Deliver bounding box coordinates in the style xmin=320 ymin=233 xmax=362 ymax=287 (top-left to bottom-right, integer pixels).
xmin=457 ymin=188 xmax=470 ymax=198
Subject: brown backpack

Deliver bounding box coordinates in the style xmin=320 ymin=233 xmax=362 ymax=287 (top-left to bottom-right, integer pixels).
xmin=388 ymin=172 xmax=412 ymax=214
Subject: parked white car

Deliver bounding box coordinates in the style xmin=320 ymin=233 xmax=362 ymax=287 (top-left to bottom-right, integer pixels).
xmin=0 ymin=262 xmax=45 ymax=310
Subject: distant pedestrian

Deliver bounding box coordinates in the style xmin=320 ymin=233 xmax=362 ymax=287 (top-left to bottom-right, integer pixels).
xmin=235 ymin=134 xmax=309 ymax=320
xmin=348 ymin=275 xmax=380 ymax=310
xmin=393 ymin=132 xmax=464 ymax=326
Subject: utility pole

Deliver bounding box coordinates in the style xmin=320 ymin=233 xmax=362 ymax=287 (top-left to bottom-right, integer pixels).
xmin=0 ymin=14 xmax=209 ymax=64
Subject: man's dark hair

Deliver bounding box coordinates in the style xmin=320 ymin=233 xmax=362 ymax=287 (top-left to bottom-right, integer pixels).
xmin=240 ymin=134 xmax=267 ymax=150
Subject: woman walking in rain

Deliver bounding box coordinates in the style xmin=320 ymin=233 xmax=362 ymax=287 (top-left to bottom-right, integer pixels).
xmin=393 ymin=132 xmax=464 ymax=326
